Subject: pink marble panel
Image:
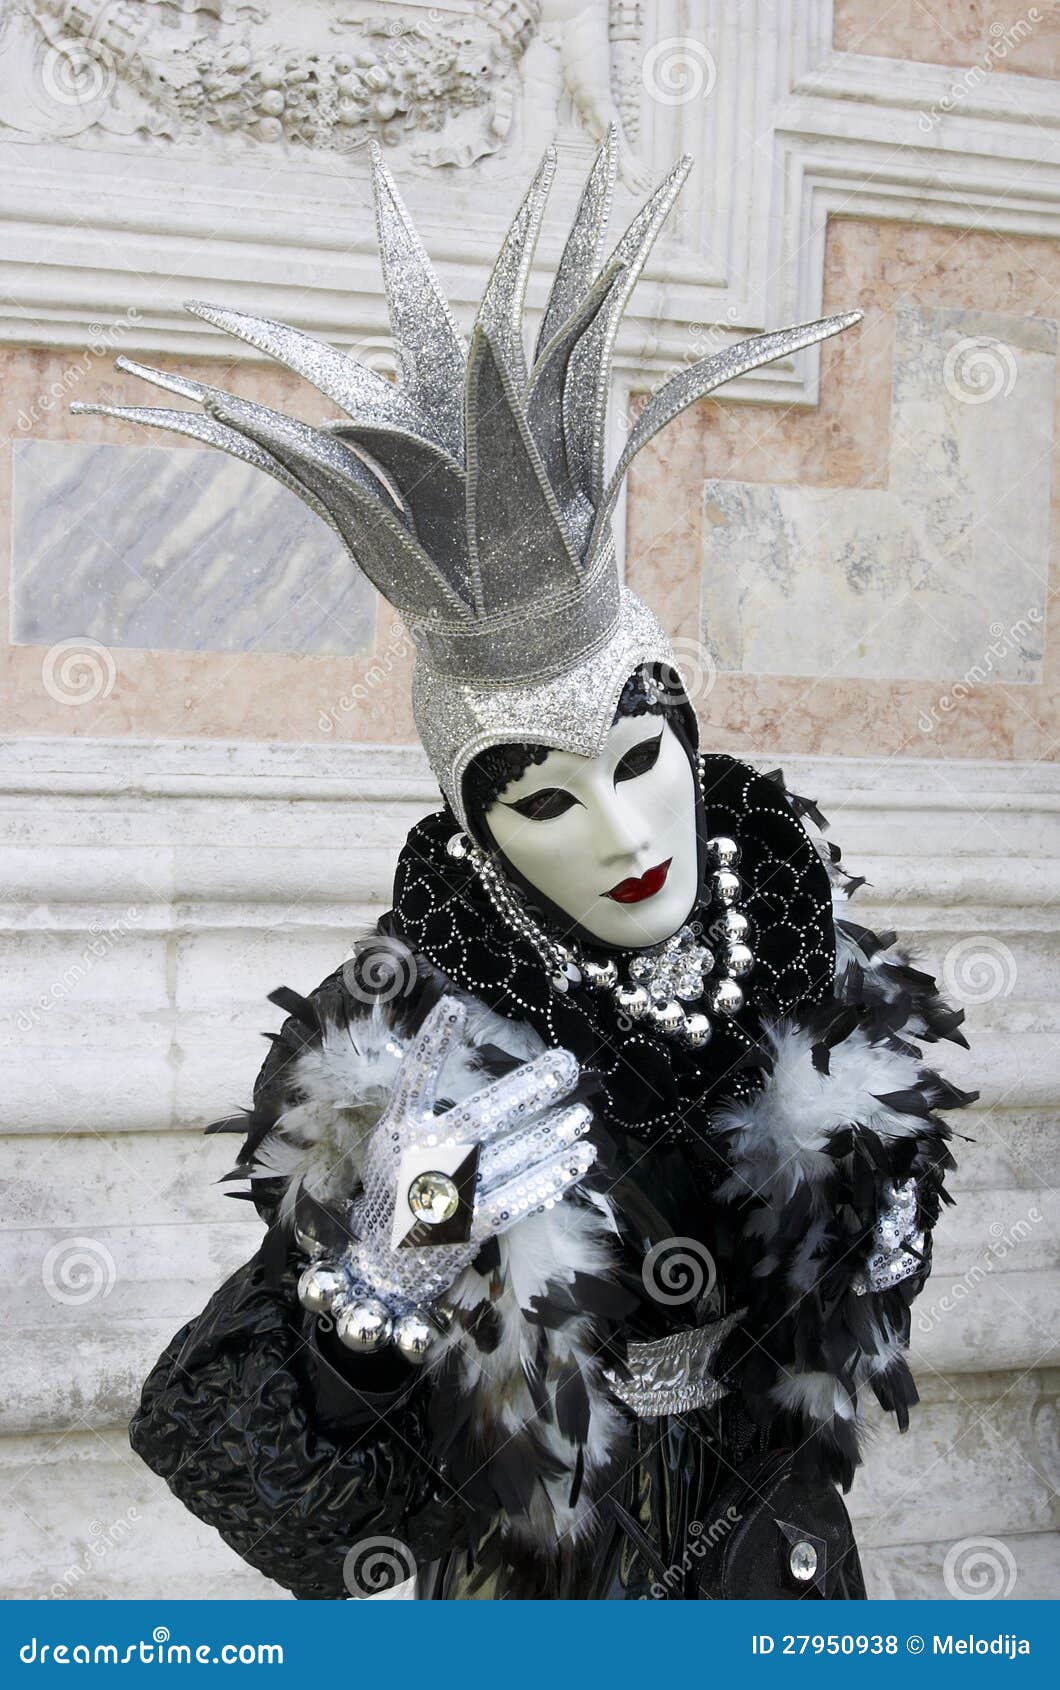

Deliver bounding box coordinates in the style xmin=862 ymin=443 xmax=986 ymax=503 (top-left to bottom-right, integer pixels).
xmin=0 ymin=347 xmax=416 ymax=747
xmin=834 ymin=0 xmax=1060 ymax=79
xmin=626 ymin=219 xmax=1058 ymax=764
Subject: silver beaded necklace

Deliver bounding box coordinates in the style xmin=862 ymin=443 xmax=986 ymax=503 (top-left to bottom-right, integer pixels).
xmin=447 ymin=754 xmax=755 ymax=1049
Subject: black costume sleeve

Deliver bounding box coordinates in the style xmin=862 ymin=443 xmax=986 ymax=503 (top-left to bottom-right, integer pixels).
xmin=129 ymin=1242 xmax=466 ymax=1598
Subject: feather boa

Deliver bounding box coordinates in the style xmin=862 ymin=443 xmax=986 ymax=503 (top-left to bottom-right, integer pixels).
xmin=711 ymin=776 xmax=973 ymax=1487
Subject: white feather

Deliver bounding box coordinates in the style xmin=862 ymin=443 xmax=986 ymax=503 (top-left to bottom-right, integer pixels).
xmin=435 ymin=1200 xmax=626 ymax=1545
xmin=773 ymin=1369 xmax=855 ymax=1424
xmin=855 ymin=1323 xmax=906 ymax=1380
xmin=714 ymin=1017 xmax=933 ymax=1209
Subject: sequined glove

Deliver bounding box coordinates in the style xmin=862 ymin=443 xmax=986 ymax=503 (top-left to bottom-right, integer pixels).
xmin=296 ymin=996 xmax=596 ymax=1363
xmin=852 ymin=1178 xmax=924 ymax=1296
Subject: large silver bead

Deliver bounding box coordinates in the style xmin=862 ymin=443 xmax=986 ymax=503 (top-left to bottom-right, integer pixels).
xmin=723 ymin=942 xmax=755 ymax=978
xmin=683 ymin=1013 xmax=713 ymax=1048
xmin=335 ymin=1298 xmax=393 ymax=1354
xmin=445 ymin=831 xmax=470 ymax=860
xmin=297 ymin=1263 xmax=348 ymax=1316
xmin=392 ymin=1310 xmax=436 ymax=1365
xmin=649 ymin=998 xmax=685 ymax=1035
xmin=583 ymin=958 xmax=619 ymax=990
xmin=720 ymin=908 xmax=750 ymax=941
xmin=712 ymin=869 xmax=741 ymax=906
xmin=707 ymin=835 xmax=741 ymax=869
xmin=709 ymin=978 xmax=744 ymax=1017
xmin=615 ymin=983 xmax=651 ymax=1019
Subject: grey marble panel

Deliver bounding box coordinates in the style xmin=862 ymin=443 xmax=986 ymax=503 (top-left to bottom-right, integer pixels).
xmin=11 ymin=439 xmax=377 ymax=656
xmin=701 ymin=305 xmax=1053 ymax=681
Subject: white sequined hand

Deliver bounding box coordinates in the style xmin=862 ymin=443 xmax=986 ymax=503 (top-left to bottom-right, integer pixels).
xmin=326 ymin=997 xmax=595 ymax=1351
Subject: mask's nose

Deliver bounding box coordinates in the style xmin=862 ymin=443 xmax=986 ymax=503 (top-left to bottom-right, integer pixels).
xmin=593 ymin=789 xmax=651 ymax=867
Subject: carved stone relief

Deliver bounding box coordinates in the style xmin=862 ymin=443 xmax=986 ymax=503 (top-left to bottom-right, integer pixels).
xmin=0 ymin=0 xmax=650 ymax=183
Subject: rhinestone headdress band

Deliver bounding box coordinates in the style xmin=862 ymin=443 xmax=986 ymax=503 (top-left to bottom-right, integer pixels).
xmin=73 ymin=131 xmax=859 ymax=829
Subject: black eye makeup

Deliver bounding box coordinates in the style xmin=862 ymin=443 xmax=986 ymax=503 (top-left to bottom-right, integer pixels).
xmin=614 ymin=730 xmax=663 ymax=784
xmin=502 ymin=787 xmax=579 ymax=821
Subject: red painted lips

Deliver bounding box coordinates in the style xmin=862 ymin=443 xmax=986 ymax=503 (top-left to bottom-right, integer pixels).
xmin=605 ymin=858 xmax=672 ymax=904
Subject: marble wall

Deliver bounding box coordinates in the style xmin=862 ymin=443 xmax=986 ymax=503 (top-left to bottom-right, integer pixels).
xmin=2 ymin=238 xmax=1056 ymax=760
xmin=625 ymin=217 xmax=1059 ymax=764
xmin=11 ymin=439 xmax=376 ymax=656
xmin=0 ymin=346 xmax=420 ymax=741
xmin=834 ymin=0 xmax=1060 ymax=77
xmin=699 ymin=304 xmax=1050 ymax=683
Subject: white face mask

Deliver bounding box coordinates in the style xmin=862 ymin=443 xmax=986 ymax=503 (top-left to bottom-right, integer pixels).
xmin=482 ymin=715 xmax=700 ymax=948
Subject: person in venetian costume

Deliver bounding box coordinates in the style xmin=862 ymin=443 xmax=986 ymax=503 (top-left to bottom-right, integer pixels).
xmin=74 ymin=133 xmax=973 ymax=1601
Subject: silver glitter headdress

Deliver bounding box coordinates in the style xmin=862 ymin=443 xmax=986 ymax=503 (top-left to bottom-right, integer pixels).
xmin=73 ymin=132 xmax=859 ymax=829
